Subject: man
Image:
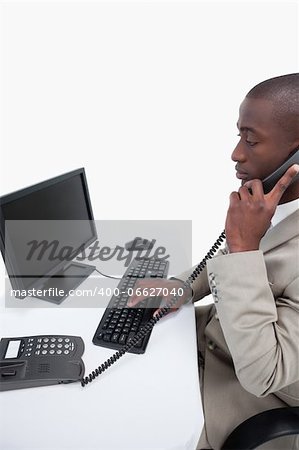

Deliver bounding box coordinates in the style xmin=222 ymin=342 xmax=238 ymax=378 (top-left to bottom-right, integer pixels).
xmin=128 ymin=74 xmax=299 ymax=449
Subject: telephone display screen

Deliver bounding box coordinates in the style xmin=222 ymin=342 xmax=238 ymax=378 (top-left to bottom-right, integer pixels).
xmin=5 ymin=340 xmax=21 ymax=359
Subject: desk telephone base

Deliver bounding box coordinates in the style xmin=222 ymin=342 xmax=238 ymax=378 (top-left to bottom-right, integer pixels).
xmin=0 ymin=335 xmax=84 ymax=391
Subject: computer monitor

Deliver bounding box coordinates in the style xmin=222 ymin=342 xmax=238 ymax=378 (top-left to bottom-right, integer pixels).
xmin=0 ymin=168 xmax=97 ymax=304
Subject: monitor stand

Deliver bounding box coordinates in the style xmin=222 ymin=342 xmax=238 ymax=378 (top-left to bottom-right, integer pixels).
xmin=31 ymin=262 xmax=96 ymax=304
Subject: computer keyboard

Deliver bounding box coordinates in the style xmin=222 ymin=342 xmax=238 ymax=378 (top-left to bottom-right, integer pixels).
xmin=92 ymin=257 xmax=169 ymax=354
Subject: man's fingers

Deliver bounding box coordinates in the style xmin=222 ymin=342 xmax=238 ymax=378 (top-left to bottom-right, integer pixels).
xmin=238 ymin=185 xmax=252 ymax=200
xmin=243 ymin=179 xmax=264 ymax=199
xmin=243 ymin=164 xmax=299 ymax=204
xmin=229 ymin=191 xmax=241 ymax=205
xmin=127 ymin=279 xmax=163 ymax=306
xmin=267 ymin=164 xmax=299 ymax=203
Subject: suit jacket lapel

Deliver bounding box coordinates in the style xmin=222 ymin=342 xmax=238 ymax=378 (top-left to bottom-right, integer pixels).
xmin=260 ymin=209 xmax=299 ymax=253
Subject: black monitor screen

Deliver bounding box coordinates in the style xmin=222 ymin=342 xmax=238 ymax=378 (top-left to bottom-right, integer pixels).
xmin=2 ymin=174 xmax=92 ymax=221
xmin=0 ymin=168 xmax=97 ymax=293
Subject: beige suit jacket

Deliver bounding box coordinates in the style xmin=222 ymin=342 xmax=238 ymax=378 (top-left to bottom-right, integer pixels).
xmin=178 ymin=209 xmax=299 ymax=449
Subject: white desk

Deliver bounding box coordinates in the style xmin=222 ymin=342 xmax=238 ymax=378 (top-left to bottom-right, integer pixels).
xmin=0 ymin=299 xmax=203 ymax=450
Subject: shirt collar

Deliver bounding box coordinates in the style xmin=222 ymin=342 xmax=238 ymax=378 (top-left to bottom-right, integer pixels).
xmin=272 ymin=198 xmax=299 ymax=228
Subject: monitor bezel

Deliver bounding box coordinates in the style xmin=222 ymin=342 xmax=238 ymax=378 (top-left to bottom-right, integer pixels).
xmin=0 ymin=168 xmax=97 ymax=294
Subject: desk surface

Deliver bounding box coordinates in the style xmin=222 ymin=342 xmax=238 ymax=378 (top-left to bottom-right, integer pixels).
xmin=0 ymin=299 xmax=203 ymax=450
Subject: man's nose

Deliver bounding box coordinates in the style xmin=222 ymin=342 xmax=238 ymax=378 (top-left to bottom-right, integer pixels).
xmin=231 ymin=141 xmax=246 ymax=162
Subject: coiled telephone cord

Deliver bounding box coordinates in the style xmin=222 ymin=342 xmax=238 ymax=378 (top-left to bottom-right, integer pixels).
xmin=81 ymin=230 xmax=226 ymax=387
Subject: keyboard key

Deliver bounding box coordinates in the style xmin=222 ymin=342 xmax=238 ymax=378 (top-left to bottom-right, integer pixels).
xmin=111 ymin=333 xmax=119 ymax=343
xmin=119 ymin=334 xmax=127 ymax=344
xmin=135 ymin=338 xmax=144 ymax=348
xmin=127 ymin=332 xmax=136 ymax=345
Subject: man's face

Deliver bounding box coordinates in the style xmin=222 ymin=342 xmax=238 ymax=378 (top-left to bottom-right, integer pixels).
xmin=232 ymin=97 xmax=294 ymax=185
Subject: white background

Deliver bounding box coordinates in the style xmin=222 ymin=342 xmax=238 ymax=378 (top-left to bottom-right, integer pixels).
xmin=0 ymin=3 xmax=297 ymax=448
xmin=0 ymin=0 xmax=298 ymax=292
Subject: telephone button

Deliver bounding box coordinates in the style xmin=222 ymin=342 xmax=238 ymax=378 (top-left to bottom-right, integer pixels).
xmin=42 ymin=344 xmax=48 ymax=349
xmin=65 ymin=338 xmax=70 ymax=343
xmin=50 ymin=344 xmax=55 ymax=348
xmin=56 ymin=350 xmax=62 ymax=355
xmin=49 ymin=350 xmax=55 ymax=355
xmin=64 ymin=350 xmax=70 ymax=355
xmin=42 ymin=350 xmax=47 ymax=355
xmin=43 ymin=338 xmax=49 ymax=343
xmin=57 ymin=344 xmax=63 ymax=348
xmin=50 ymin=338 xmax=56 ymax=342
xmin=58 ymin=338 xmax=63 ymax=343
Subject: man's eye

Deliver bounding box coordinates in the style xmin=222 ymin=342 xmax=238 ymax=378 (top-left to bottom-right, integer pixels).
xmin=246 ymin=140 xmax=257 ymax=147
xmin=237 ymin=133 xmax=257 ymax=146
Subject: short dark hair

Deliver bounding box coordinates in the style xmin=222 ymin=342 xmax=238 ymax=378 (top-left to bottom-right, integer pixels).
xmin=246 ymin=73 xmax=299 ymax=140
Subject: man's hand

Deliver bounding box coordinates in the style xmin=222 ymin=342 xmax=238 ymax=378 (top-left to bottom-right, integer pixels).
xmin=225 ymin=164 xmax=299 ymax=253
xmin=127 ymin=278 xmax=192 ymax=317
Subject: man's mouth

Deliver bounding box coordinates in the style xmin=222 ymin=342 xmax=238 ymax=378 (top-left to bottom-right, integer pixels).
xmin=235 ymin=169 xmax=248 ymax=180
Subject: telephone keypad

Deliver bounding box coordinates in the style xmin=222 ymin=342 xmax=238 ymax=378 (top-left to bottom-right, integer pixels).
xmin=22 ymin=337 xmax=76 ymax=358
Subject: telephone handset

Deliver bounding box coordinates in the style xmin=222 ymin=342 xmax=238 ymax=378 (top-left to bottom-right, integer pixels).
xmin=2 ymin=150 xmax=298 ymax=390
xmin=0 ymin=335 xmax=84 ymax=391
xmin=262 ymin=148 xmax=299 ymax=194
